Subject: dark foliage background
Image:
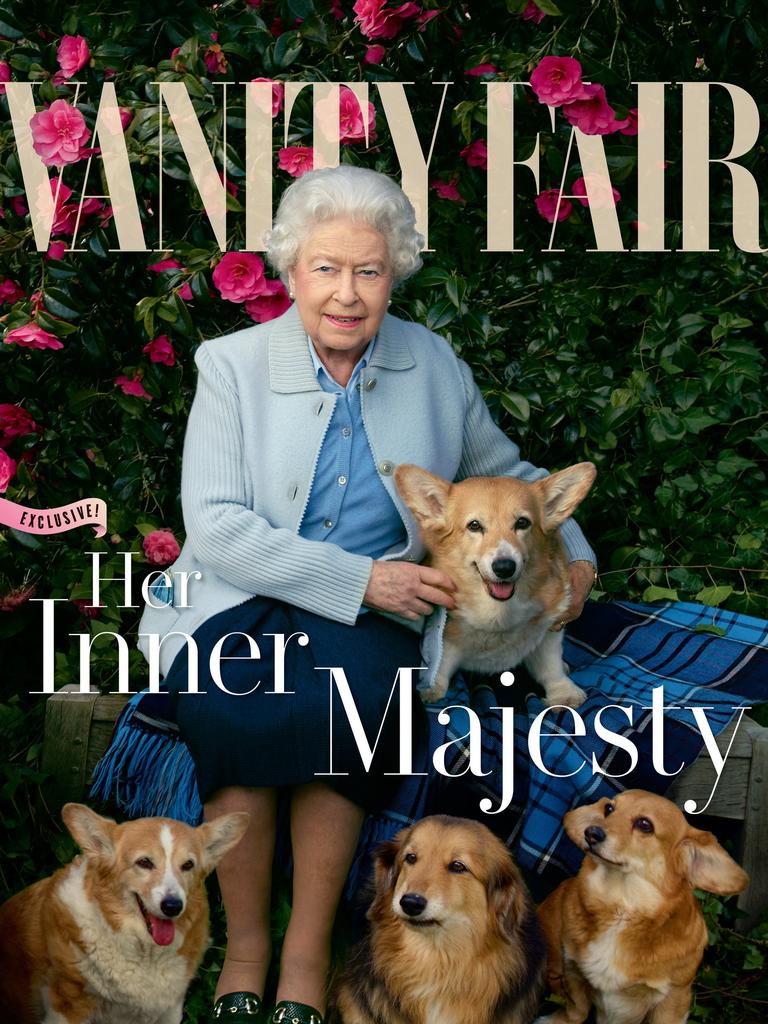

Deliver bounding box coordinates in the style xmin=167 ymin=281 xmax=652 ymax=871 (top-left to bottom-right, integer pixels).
xmin=0 ymin=0 xmax=766 ymax=1019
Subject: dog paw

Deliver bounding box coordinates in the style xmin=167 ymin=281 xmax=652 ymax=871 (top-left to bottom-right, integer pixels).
xmin=543 ymin=679 xmax=587 ymax=708
xmin=419 ymin=684 xmax=447 ymax=705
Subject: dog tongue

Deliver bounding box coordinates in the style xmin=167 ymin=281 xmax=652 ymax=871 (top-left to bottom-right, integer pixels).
xmin=488 ymin=580 xmax=514 ymax=600
xmin=149 ymin=915 xmax=175 ymax=946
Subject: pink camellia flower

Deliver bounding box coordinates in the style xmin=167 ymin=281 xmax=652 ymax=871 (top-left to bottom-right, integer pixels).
xmin=460 ymin=139 xmax=488 ymax=170
xmin=535 ymin=189 xmax=573 ymax=223
xmin=143 ymin=334 xmax=176 ymax=366
xmin=339 ymin=87 xmax=376 ymax=143
xmin=0 ymin=278 xmax=25 ymax=304
xmin=0 ymin=583 xmax=37 ymax=612
xmin=72 ymin=598 xmax=102 ymax=618
xmin=0 ymin=449 xmax=17 ymax=492
xmin=0 ymin=61 xmax=11 ymax=94
xmin=619 ymin=108 xmax=639 ymax=136
xmin=213 ymin=251 xmax=267 ymax=303
xmin=521 ymin=0 xmax=546 ymax=23
xmin=330 ymin=0 xmax=344 ymax=18
xmin=278 ymin=146 xmax=314 ymax=178
xmin=244 ymin=279 xmax=292 ymax=323
xmin=250 ymin=77 xmax=284 ymax=117
xmin=465 ymin=63 xmax=498 ymax=76
xmin=47 ymin=240 xmax=68 ymax=260
xmin=143 ymin=528 xmax=181 ymax=565
xmin=217 ymin=169 xmax=239 ymax=198
xmin=561 ymin=83 xmax=629 ymax=135
xmin=416 ymin=10 xmax=439 ymax=29
xmin=4 ymin=323 xmax=63 ymax=350
xmin=56 ymin=35 xmax=90 ymax=78
xmin=0 ymin=404 xmax=40 ymax=445
xmin=204 ymin=43 xmax=228 ymax=75
xmin=364 ymin=45 xmax=386 ymax=64
xmin=353 ymin=0 xmax=421 ymax=41
xmin=10 ymin=196 xmax=28 ymax=217
xmin=431 ymin=178 xmax=463 ymax=202
xmin=115 ymin=373 xmax=151 ymax=399
xmin=119 ymin=107 xmax=133 ymax=131
xmin=30 ymin=99 xmax=91 ymax=167
xmin=530 ymin=56 xmax=588 ymax=107
xmin=571 ymin=175 xmax=620 ymax=208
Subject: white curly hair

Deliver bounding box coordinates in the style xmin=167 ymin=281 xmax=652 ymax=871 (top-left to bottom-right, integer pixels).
xmin=264 ymin=166 xmax=424 ymax=285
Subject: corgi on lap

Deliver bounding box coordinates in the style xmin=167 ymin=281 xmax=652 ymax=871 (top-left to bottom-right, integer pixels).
xmin=395 ymin=463 xmax=596 ymax=706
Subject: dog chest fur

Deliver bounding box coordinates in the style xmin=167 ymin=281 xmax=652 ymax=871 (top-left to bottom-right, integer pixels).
xmin=56 ymin=860 xmax=189 ymax=1023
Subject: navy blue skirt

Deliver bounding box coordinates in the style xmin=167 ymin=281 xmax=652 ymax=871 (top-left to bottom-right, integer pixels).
xmin=163 ymin=596 xmax=428 ymax=810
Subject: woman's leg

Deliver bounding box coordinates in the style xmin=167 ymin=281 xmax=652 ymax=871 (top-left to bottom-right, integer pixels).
xmin=205 ymin=785 xmax=278 ymax=1001
xmin=276 ymin=782 xmax=365 ymax=1014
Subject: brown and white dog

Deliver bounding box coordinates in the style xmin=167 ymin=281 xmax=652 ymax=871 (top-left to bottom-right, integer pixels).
xmin=0 ymin=803 xmax=249 ymax=1024
xmin=394 ymin=463 xmax=596 ymax=706
xmin=536 ymin=790 xmax=749 ymax=1024
xmin=332 ymin=815 xmax=546 ymax=1024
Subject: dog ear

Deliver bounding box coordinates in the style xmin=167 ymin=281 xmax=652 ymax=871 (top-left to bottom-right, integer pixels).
xmin=488 ymin=854 xmax=526 ymax=941
xmin=675 ymin=828 xmax=749 ymax=895
xmin=198 ymin=812 xmax=251 ymax=873
xmin=62 ymin=803 xmax=117 ymax=859
xmin=367 ymin=834 xmax=404 ymax=921
xmin=536 ymin=463 xmax=596 ymax=532
xmin=394 ymin=465 xmax=450 ymax=530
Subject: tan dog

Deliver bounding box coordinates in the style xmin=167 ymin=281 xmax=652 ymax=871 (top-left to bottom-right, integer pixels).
xmin=332 ymin=815 xmax=545 ymax=1024
xmin=395 ymin=463 xmax=596 ymax=705
xmin=536 ymin=790 xmax=749 ymax=1024
xmin=0 ymin=803 xmax=249 ymax=1024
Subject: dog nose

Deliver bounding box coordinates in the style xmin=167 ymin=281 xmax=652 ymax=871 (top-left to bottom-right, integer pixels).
xmin=491 ymin=558 xmax=517 ymax=580
xmin=160 ymin=895 xmax=184 ymax=918
xmin=399 ymin=892 xmax=428 ymax=917
xmin=584 ymin=826 xmax=606 ymax=846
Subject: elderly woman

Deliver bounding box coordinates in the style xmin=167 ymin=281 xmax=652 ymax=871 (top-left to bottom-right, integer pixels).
xmin=140 ymin=165 xmax=595 ymax=1024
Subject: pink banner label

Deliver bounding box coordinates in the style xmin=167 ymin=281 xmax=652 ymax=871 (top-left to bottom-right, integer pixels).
xmin=0 ymin=497 xmax=107 ymax=537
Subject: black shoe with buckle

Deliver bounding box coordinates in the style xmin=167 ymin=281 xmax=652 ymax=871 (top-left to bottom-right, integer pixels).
xmin=211 ymin=991 xmax=262 ymax=1021
xmin=270 ymin=1000 xmax=324 ymax=1024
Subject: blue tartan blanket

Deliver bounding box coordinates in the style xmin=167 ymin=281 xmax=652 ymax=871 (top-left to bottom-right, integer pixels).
xmin=90 ymin=599 xmax=767 ymax=895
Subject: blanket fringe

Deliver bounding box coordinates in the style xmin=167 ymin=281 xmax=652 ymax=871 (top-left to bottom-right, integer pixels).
xmin=89 ymin=695 xmax=203 ymax=824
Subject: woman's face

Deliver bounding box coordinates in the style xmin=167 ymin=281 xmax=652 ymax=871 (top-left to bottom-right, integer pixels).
xmin=288 ymin=217 xmax=393 ymax=366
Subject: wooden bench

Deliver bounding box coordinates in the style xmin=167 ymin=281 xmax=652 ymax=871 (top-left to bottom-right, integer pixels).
xmin=42 ymin=687 xmax=768 ymax=929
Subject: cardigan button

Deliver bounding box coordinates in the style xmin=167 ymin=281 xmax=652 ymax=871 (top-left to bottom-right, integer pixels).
xmin=365 ymin=378 xmax=377 ymax=391
xmin=379 ymin=460 xmax=394 ymax=475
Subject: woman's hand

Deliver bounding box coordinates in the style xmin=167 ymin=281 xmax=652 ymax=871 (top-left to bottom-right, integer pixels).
xmin=363 ymin=561 xmax=457 ymax=620
xmin=552 ymin=560 xmax=597 ymax=630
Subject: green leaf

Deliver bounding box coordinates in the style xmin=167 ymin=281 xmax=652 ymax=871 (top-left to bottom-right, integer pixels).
xmin=273 ymin=31 xmax=303 ymax=68
xmin=642 ymin=586 xmax=679 ymax=603
xmin=695 ymin=585 xmax=733 ymax=606
xmin=500 ymin=393 xmax=531 ymax=422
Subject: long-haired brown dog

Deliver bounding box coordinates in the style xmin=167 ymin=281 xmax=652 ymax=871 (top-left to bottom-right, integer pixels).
xmin=332 ymin=815 xmax=545 ymax=1024
xmin=535 ymin=790 xmax=749 ymax=1024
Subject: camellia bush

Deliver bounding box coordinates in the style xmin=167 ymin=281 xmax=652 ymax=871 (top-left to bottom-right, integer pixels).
xmin=0 ymin=0 xmax=766 ymax=1017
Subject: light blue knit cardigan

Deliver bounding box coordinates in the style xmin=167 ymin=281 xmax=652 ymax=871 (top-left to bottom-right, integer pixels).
xmin=138 ymin=303 xmax=595 ymax=679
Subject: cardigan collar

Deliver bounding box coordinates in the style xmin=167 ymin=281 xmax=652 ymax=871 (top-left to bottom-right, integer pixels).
xmin=268 ymin=302 xmax=416 ymax=394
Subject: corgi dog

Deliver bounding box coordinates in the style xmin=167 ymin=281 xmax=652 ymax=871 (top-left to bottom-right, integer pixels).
xmin=536 ymin=790 xmax=749 ymax=1024
xmin=0 ymin=803 xmax=249 ymax=1024
xmin=394 ymin=463 xmax=596 ymax=706
xmin=332 ymin=815 xmax=545 ymax=1024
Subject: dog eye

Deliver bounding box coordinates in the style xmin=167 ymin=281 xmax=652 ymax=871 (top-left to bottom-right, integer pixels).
xmin=135 ymin=857 xmax=155 ymax=870
xmin=404 ymin=852 xmax=417 ymax=864
xmin=514 ymin=516 xmax=531 ymax=531
xmin=448 ymin=860 xmax=467 ymax=873
xmin=466 ymin=520 xmax=484 ymax=533
xmin=604 ymin=803 xmax=615 ymax=817
xmin=180 ymin=860 xmax=195 ymax=871
xmin=633 ymin=817 xmax=654 ymax=834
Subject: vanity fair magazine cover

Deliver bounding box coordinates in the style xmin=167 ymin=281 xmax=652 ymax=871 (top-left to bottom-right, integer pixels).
xmin=0 ymin=0 xmax=767 ymax=1021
